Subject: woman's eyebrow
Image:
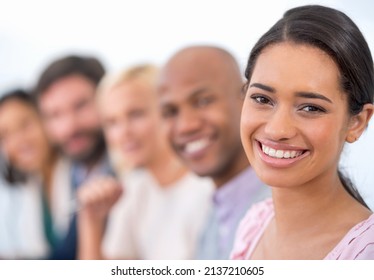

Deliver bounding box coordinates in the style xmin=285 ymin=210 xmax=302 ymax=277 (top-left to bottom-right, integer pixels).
xmin=296 ymin=92 xmax=333 ymax=103
xmin=250 ymin=83 xmax=333 ymax=104
xmin=249 ymin=83 xmax=275 ymax=93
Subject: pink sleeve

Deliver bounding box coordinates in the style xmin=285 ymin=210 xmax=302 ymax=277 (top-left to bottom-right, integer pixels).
xmin=230 ymin=199 xmax=273 ymax=260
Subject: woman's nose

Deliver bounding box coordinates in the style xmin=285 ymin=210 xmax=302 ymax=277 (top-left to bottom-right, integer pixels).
xmin=264 ymin=107 xmax=297 ymax=141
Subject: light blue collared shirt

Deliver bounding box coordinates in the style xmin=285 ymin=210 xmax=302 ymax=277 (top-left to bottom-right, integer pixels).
xmin=196 ymin=167 xmax=270 ymax=259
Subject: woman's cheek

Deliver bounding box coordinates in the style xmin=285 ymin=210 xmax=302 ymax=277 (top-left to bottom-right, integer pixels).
xmin=240 ymin=106 xmax=256 ymax=152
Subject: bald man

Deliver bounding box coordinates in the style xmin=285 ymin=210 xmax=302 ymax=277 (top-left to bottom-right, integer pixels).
xmin=158 ymin=46 xmax=270 ymax=259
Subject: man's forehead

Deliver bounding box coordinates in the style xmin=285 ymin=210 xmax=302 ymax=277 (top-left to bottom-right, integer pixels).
xmin=159 ymin=65 xmax=202 ymax=88
xmin=40 ymin=87 xmax=94 ymax=112
xmin=158 ymin=65 xmax=218 ymax=96
xmin=158 ymin=48 xmax=236 ymax=104
xmin=158 ymin=80 xmax=211 ymax=104
xmin=160 ymin=49 xmax=227 ymax=81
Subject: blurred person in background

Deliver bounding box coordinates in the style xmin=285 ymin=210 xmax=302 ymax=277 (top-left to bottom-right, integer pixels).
xmin=77 ymin=64 xmax=213 ymax=259
xmin=0 ymin=89 xmax=71 ymax=259
xmin=158 ymin=46 xmax=271 ymax=259
xmin=33 ymin=55 xmax=115 ymax=259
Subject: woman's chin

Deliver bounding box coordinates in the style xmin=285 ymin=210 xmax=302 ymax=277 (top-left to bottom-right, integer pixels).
xmin=255 ymin=169 xmax=299 ymax=189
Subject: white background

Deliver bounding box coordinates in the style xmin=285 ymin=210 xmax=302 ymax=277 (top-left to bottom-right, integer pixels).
xmin=0 ymin=0 xmax=373 ymax=208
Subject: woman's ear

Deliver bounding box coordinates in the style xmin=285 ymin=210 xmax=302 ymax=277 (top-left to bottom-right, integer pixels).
xmin=346 ymin=103 xmax=374 ymax=143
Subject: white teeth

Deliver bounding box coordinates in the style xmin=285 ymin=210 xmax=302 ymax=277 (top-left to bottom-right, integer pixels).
xmin=269 ymin=148 xmax=276 ymax=157
xmin=262 ymin=145 xmax=270 ymax=154
xmin=185 ymin=138 xmax=210 ymax=154
xmin=265 ymin=146 xmax=270 ymax=154
xmin=275 ymin=150 xmax=284 ymax=159
xmin=261 ymin=144 xmax=304 ymax=159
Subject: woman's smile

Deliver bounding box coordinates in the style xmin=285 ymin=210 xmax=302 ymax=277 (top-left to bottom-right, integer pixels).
xmin=255 ymin=139 xmax=310 ymax=168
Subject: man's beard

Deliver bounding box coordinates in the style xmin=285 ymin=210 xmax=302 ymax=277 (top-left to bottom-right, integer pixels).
xmin=56 ymin=128 xmax=106 ymax=165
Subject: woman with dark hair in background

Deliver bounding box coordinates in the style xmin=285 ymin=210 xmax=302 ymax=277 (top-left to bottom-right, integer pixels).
xmin=231 ymin=5 xmax=374 ymax=259
xmin=0 ymin=89 xmax=71 ymax=259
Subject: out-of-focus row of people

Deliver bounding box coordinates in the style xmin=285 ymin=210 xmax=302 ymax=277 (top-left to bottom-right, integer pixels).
xmin=0 ymin=56 xmax=113 ymax=259
xmin=0 ymin=45 xmax=269 ymax=260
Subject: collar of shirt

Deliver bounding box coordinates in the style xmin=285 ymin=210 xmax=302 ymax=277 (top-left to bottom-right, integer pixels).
xmin=213 ymin=167 xmax=263 ymax=224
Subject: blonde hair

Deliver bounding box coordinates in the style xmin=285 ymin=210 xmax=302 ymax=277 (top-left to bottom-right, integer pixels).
xmin=97 ymin=64 xmax=159 ymax=98
xmin=97 ymin=64 xmax=160 ymax=174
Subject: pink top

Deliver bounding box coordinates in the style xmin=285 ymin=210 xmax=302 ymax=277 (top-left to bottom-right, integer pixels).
xmin=230 ymin=199 xmax=374 ymax=260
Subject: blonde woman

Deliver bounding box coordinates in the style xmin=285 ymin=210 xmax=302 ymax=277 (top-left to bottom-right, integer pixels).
xmin=78 ymin=65 xmax=213 ymax=259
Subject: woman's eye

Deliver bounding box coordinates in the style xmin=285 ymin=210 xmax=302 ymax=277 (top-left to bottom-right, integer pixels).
xmin=301 ymin=105 xmax=326 ymax=113
xmin=250 ymin=95 xmax=272 ymax=105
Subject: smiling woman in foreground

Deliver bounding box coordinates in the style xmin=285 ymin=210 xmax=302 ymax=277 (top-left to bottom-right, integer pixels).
xmin=231 ymin=5 xmax=374 ymax=260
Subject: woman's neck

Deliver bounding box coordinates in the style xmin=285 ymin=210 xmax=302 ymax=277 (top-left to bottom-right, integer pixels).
xmin=253 ymin=169 xmax=372 ymax=259
xmin=147 ymin=143 xmax=187 ymax=187
xmin=271 ymin=169 xmax=371 ymax=238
